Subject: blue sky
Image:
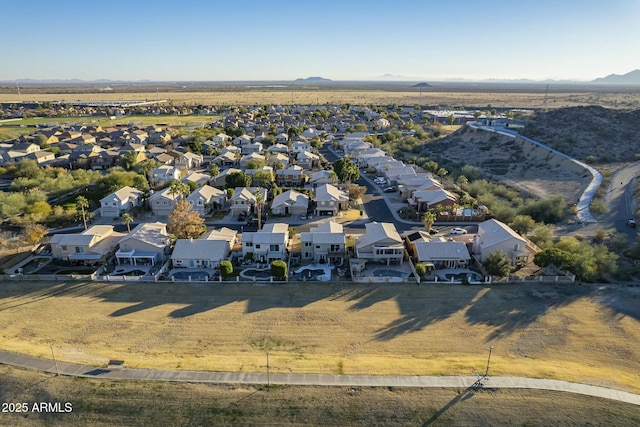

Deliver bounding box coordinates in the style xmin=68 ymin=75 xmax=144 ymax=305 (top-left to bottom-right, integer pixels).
xmin=3 ymin=0 xmax=638 ymax=81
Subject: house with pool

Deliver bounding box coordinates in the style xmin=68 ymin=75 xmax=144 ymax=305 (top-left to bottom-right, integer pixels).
xmin=115 ymin=222 xmax=171 ymax=266
xmin=50 ymin=225 xmax=125 ymax=265
xmin=299 ymin=221 xmax=345 ymax=265
xmin=242 ymin=223 xmax=289 ymax=263
xmin=171 ymin=238 xmax=229 ymax=270
xmin=354 ymin=222 xmax=404 ymax=266
xmin=413 ymin=239 xmax=471 ymax=270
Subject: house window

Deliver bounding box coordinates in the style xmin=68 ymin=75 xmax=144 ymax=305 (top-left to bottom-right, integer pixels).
xmin=61 ymin=245 xmax=67 ymax=250
xmin=255 ymin=244 xmax=261 ymax=249
xmin=113 ymin=202 xmax=117 ymax=206
xmin=245 ymin=242 xmax=253 ymax=247
xmin=330 ymin=244 xmax=341 ymax=252
xmin=304 ymin=242 xmax=312 ymax=247
xmin=270 ymin=244 xmax=279 ymax=252
xmin=75 ymin=246 xmax=85 ymax=254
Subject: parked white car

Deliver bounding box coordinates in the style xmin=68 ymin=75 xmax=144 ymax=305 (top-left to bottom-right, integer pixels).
xmin=450 ymin=227 xmax=468 ymax=235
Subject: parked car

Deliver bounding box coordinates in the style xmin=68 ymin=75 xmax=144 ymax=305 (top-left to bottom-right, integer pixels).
xmin=627 ymin=219 xmax=636 ymax=228
xmin=450 ymin=227 xmax=467 ymax=235
xmin=383 ymin=186 xmax=397 ymax=193
xmin=374 ymin=177 xmax=386 ymax=184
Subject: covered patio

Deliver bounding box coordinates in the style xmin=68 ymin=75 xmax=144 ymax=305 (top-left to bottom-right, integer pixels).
xmin=115 ymin=248 xmax=159 ymax=266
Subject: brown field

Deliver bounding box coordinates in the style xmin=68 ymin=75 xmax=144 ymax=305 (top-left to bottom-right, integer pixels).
xmin=2 ymin=365 xmax=640 ymax=426
xmin=1 ymin=280 xmax=640 ymax=395
xmin=2 ymin=88 xmax=640 ymax=108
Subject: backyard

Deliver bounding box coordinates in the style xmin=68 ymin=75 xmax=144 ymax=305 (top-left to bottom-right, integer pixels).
xmin=0 ymin=280 xmax=639 ymax=395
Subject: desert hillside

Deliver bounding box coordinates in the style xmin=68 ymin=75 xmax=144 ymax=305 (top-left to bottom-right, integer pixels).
xmin=521 ymin=106 xmax=640 ymax=163
xmin=428 ymin=126 xmax=591 ymax=202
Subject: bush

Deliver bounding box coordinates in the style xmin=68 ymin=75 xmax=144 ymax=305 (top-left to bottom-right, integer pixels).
xmin=414 ymin=263 xmax=426 ymax=277
xmin=219 ymin=260 xmax=233 ymax=278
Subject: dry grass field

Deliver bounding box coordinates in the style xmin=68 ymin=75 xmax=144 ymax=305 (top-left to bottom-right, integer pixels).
xmin=2 ymin=88 xmax=640 ymax=109
xmin=1 ymin=280 xmax=639 ymax=395
xmin=2 ymin=365 xmax=640 ymax=426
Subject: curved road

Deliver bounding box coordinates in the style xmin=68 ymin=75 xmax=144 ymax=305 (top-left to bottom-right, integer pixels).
xmin=1 ymin=350 xmax=639 ymax=406
xmin=469 ymin=124 xmax=603 ymax=223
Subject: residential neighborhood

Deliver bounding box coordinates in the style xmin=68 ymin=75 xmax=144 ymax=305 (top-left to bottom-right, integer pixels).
xmin=0 ymin=101 xmax=553 ymax=285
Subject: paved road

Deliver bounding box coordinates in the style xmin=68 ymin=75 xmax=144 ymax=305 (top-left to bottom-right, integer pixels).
xmin=604 ymin=163 xmax=640 ymax=238
xmin=1 ymin=350 xmax=639 ymax=406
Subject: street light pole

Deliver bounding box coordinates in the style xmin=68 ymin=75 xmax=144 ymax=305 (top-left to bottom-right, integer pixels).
xmin=485 ymin=345 xmax=494 ymax=377
xmin=50 ymin=344 xmax=60 ymax=376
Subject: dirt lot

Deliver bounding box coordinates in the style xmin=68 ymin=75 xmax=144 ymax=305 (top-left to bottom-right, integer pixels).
xmin=0 ymin=280 xmax=639 ymax=394
xmin=1 ymin=365 xmax=639 ymax=426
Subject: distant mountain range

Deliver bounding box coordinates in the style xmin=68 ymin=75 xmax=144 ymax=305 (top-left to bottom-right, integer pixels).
xmin=591 ymin=69 xmax=640 ymax=85
xmin=294 ymin=77 xmax=331 ymax=83
xmin=3 ymin=70 xmax=639 ymax=85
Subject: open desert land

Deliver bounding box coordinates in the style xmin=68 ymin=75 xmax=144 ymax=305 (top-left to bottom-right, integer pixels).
xmin=2 ymin=82 xmax=640 ymax=108
xmin=1 ymin=281 xmax=640 ymax=395
xmin=2 ymin=365 xmax=640 ymax=427
xmin=431 ymin=126 xmax=592 ymax=202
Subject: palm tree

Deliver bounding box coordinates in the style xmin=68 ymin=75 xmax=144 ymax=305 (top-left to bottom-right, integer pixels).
xmin=168 ymin=180 xmax=189 ymax=200
xmin=253 ymin=189 xmax=264 ymax=230
xmin=121 ymin=213 xmax=133 ymax=233
xmin=76 ymin=196 xmax=89 ymax=230
xmin=421 ymin=211 xmax=436 ymax=233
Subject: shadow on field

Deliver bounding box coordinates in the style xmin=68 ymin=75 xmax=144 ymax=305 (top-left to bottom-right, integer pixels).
xmin=0 ymin=282 xmax=112 ymax=312
xmin=597 ymin=286 xmax=640 ymax=322
xmin=339 ymin=286 xmax=481 ymax=341
xmin=464 ymin=284 xmax=593 ymax=341
xmin=92 ymin=282 xmax=334 ymax=318
xmin=421 ymin=382 xmax=484 ymax=426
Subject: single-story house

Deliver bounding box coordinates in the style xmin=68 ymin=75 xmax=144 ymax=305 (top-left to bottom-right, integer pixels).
xmin=271 ymin=190 xmax=309 ymax=215
xmin=171 ymin=238 xmax=229 ymax=269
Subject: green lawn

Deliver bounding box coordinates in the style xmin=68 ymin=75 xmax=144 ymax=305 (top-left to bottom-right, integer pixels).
xmin=0 ymin=114 xmax=221 ymax=128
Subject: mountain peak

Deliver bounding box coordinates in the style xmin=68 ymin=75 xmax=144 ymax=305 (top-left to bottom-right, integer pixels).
xmin=591 ymin=69 xmax=640 ymax=85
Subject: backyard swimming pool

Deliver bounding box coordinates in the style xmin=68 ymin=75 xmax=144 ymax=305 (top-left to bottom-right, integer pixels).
xmin=293 ymin=264 xmax=334 ymax=281
xmin=240 ymin=268 xmax=273 ymax=280
xmin=171 ymin=271 xmax=210 ymax=281
xmin=373 ymin=269 xmax=409 ymax=278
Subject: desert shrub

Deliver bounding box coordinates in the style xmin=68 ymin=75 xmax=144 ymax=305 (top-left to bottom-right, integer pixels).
xmin=521 ymin=196 xmax=565 ymax=223
xmin=590 ymin=200 xmax=608 ymax=214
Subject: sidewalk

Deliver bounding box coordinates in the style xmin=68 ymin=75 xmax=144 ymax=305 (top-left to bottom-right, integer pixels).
xmin=1 ymin=350 xmax=639 ymax=406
